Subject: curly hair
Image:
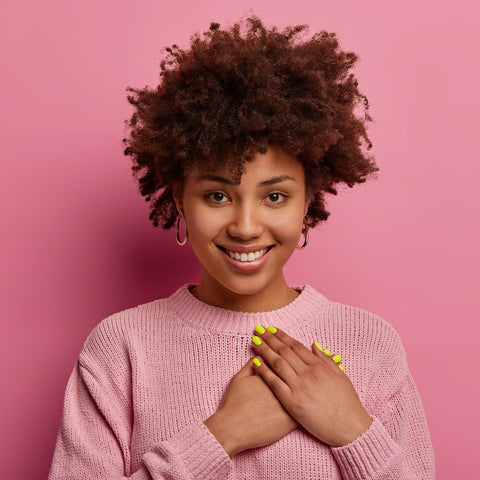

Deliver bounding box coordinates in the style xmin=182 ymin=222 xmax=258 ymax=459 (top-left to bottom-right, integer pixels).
xmin=123 ymin=16 xmax=377 ymax=229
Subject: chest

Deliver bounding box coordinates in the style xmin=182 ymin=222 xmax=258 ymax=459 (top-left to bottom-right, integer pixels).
xmin=126 ymin=331 xmax=359 ymax=479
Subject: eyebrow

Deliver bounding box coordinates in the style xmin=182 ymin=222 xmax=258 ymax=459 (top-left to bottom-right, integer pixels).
xmin=197 ymin=174 xmax=297 ymax=187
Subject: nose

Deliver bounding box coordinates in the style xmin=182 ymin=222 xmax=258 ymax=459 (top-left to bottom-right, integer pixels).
xmin=226 ymin=203 xmax=264 ymax=240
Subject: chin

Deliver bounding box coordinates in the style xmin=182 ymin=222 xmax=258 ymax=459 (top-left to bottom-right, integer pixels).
xmin=218 ymin=275 xmax=275 ymax=298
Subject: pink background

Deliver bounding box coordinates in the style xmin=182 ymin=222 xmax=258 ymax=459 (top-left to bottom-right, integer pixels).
xmin=1 ymin=1 xmax=478 ymax=478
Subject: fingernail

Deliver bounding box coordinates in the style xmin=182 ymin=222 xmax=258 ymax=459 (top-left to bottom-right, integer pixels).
xmin=332 ymin=354 xmax=342 ymax=364
xmin=314 ymin=341 xmax=323 ymax=350
xmin=267 ymin=325 xmax=277 ymax=334
xmin=252 ymin=336 xmax=262 ymax=346
xmin=338 ymin=365 xmax=344 ymax=371
xmin=255 ymin=325 xmax=266 ymax=335
xmin=253 ymin=357 xmax=261 ymax=367
xmin=323 ymin=349 xmax=331 ymax=356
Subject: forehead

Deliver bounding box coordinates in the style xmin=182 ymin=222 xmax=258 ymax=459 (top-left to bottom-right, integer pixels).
xmin=186 ymin=146 xmax=305 ymax=184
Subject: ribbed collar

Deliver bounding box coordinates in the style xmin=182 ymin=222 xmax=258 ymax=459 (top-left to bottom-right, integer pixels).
xmin=166 ymin=284 xmax=329 ymax=335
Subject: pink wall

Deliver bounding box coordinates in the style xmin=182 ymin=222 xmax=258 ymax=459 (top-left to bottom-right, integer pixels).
xmin=1 ymin=1 xmax=478 ymax=478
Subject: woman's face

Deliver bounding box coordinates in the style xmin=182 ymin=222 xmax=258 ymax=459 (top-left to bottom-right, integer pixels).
xmin=177 ymin=145 xmax=309 ymax=309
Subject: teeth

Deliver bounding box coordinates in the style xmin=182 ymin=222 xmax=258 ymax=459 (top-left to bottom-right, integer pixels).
xmin=227 ymin=249 xmax=267 ymax=262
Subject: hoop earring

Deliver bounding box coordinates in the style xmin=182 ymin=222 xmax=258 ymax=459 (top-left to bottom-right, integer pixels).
xmin=296 ymin=219 xmax=309 ymax=250
xmin=176 ymin=213 xmax=188 ymax=246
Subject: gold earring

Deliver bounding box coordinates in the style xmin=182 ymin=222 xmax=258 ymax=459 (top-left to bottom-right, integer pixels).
xmin=176 ymin=213 xmax=188 ymax=246
xmin=296 ymin=219 xmax=309 ymax=250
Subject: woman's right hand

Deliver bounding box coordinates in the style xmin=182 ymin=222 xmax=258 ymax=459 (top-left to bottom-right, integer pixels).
xmin=203 ymin=358 xmax=298 ymax=457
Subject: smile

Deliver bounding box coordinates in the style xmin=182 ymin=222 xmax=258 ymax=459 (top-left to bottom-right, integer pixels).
xmin=227 ymin=249 xmax=266 ymax=262
xmin=217 ymin=246 xmax=274 ymax=263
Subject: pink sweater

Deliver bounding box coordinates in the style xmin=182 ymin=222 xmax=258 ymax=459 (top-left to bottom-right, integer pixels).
xmin=49 ymin=285 xmax=435 ymax=479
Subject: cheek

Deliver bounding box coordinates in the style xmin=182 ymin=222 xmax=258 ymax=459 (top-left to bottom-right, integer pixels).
xmin=270 ymin=212 xmax=304 ymax=243
xmin=185 ymin=208 xmax=223 ymax=242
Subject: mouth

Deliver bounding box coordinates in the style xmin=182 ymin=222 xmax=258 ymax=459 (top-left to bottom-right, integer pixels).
xmin=217 ymin=245 xmax=274 ymax=263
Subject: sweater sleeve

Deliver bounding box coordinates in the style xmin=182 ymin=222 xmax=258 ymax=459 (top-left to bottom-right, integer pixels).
xmin=48 ymin=321 xmax=232 ymax=480
xmin=330 ymin=321 xmax=435 ymax=480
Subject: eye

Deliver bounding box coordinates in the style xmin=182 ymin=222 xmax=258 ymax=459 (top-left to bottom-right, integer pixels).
xmin=266 ymin=192 xmax=287 ymax=204
xmin=206 ymin=192 xmax=228 ymax=203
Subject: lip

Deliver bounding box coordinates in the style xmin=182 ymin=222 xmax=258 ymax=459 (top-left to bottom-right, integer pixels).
xmin=217 ymin=244 xmax=274 ymax=273
xmin=217 ymin=244 xmax=274 ymax=254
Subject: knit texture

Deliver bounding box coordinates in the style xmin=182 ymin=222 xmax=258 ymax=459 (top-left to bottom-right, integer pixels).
xmin=49 ymin=285 xmax=435 ymax=479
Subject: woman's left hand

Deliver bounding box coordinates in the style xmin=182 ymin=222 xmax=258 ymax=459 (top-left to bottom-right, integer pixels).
xmin=251 ymin=326 xmax=373 ymax=447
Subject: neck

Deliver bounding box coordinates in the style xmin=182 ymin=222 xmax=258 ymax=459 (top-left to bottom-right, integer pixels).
xmin=191 ymin=272 xmax=299 ymax=313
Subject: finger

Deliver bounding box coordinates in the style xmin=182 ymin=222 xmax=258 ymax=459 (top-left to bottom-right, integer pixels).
xmin=312 ymin=342 xmax=344 ymax=372
xmin=254 ymin=325 xmax=316 ymax=368
xmin=251 ymin=355 xmax=292 ymax=405
xmin=251 ymin=334 xmax=300 ymax=384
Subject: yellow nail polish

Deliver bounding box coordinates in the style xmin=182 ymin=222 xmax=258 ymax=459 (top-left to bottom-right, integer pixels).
xmin=332 ymin=354 xmax=342 ymax=364
xmin=314 ymin=341 xmax=323 ymax=351
xmin=267 ymin=325 xmax=277 ymax=334
xmin=252 ymin=336 xmax=262 ymax=346
xmin=338 ymin=365 xmax=344 ymax=371
xmin=323 ymin=349 xmax=331 ymax=356
xmin=255 ymin=325 xmax=266 ymax=335
xmin=253 ymin=357 xmax=261 ymax=367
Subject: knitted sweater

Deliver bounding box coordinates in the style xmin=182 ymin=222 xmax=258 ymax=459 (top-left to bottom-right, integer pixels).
xmin=48 ymin=284 xmax=435 ymax=479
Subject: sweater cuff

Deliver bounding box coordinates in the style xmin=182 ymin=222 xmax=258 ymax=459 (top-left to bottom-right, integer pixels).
xmin=172 ymin=422 xmax=232 ymax=479
xmin=330 ymin=416 xmax=400 ymax=479
xmin=144 ymin=422 xmax=232 ymax=480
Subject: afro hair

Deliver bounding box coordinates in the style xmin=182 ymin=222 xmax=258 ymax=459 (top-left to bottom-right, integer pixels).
xmin=123 ymin=16 xmax=378 ymax=229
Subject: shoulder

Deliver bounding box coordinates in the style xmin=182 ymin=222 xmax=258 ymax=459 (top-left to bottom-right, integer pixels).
xmin=306 ymin=290 xmax=412 ymax=390
xmin=306 ymin=286 xmax=406 ymax=361
xmin=334 ymin=302 xmax=402 ymax=348
xmin=78 ymin=292 xmax=175 ymax=368
xmin=329 ymin=300 xmax=409 ymax=383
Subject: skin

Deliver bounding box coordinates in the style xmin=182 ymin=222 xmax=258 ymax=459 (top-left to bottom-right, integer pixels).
xmin=174 ymin=145 xmax=372 ymax=457
xmin=250 ymin=327 xmax=372 ymax=448
xmin=174 ymin=145 xmax=308 ymax=313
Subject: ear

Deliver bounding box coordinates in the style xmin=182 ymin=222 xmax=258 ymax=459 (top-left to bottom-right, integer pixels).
xmin=303 ymin=192 xmax=313 ymax=217
xmin=172 ymin=185 xmax=184 ymax=216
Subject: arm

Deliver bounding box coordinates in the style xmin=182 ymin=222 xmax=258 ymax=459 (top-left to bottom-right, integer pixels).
xmin=48 ymin=320 xmax=232 ymax=480
xmin=331 ymin=372 xmax=435 ymax=479
xmin=331 ymin=330 xmax=435 ymax=479
xmin=48 ymin=361 xmax=231 ymax=480
xmin=251 ymin=324 xmax=435 ymax=479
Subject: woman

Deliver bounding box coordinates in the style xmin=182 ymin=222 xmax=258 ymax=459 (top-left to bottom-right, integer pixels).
xmin=49 ymin=17 xmax=435 ymax=479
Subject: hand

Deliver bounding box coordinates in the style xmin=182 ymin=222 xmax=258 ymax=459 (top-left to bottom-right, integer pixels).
xmin=204 ymin=357 xmax=298 ymax=457
xmin=251 ymin=326 xmax=372 ymax=447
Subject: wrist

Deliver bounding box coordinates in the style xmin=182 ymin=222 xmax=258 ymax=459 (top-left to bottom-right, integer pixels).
xmin=204 ymin=410 xmax=243 ymax=458
xmin=334 ymin=413 xmax=373 ymax=447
